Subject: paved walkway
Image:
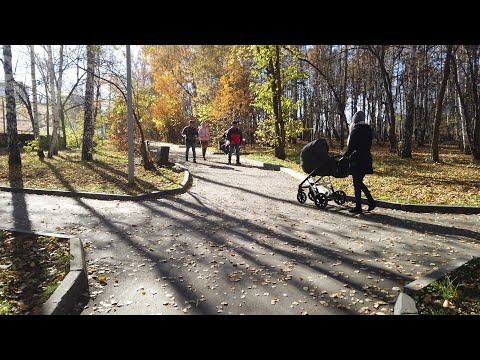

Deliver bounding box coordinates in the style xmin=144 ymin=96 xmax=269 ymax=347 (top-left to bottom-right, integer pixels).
xmin=1 ymin=146 xmax=479 ymax=314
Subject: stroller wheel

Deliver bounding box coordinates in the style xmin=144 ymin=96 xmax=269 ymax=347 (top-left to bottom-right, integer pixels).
xmin=314 ymin=193 xmax=328 ymax=209
xmin=333 ymin=190 xmax=346 ymax=205
xmin=297 ymin=190 xmax=307 ymax=204
xmin=308 ymin=189 xmax=315 ymax=201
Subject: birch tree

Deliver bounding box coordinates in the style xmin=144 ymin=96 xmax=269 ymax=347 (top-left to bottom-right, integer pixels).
xmin=47 ymin=45 xmax=59 ymax=157
xmin=30 ymin=45 xmax=40 ymax=140
xmin=2 ymin=45 xmax=21 ymax=165
xmin=431 ymin=45 xmax=453 ymax=162
xmin=401 ymin=45 xmax=416 ymax=158
xmin=82 ymin=45 xmax=95 ymax=161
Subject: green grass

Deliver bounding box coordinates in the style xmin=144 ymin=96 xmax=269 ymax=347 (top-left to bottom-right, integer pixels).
xmin=0 ymin=143 xmax=184 ymax=196
xmin=414 ymin=257 xmax=480 ymax=315
xmin=432 ymin=275 xmax=459 ymax=301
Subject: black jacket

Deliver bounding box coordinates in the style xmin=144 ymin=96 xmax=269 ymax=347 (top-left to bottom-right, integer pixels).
xmin=226 ymin=127 xmax=242 ymax=145
xmin=343 ymin=123 xmax=373 ymax=175
xmin=181 ymin=126 xmax=198 ymax=142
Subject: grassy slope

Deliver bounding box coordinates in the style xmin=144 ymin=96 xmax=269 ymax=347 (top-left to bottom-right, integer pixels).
xmin=0 ymin=144 xmax=184 ymax=195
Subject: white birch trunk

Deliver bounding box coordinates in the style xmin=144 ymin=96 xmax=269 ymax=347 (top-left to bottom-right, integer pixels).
xmin=56 ymin=45 xmax=64 ymax=147
xmin=30 ymin=45 xmax=40 ymax=140
xmin=47 ymin=45 xmax=59 ymax=157
xmin=82 ymin=45 xmax=95 ymax=161
xmin=2 ymin=45 xmax=21 ymax=165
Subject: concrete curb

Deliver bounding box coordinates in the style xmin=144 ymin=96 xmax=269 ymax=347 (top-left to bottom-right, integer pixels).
xmin=41 ymin=237 xmax=88 ymax=315
xmin=343 ymin=196 xmax=480 ymax=214
xmin=241 ymin=157 xmax=480 ymax=214
xmin=394 ymin=293 xmax=419 ymax=315
xmin=394 ymin=254 xmax=475 ymax=315
xmin=0 ymin=163 xmax=192 ymax=201
xmin=0 ymin=227 xmax=87 ymax=315
xmin=403 ymin=255 xmax=474 ymax=295
xmin=0 ymin=227 xmax=75 ymax=239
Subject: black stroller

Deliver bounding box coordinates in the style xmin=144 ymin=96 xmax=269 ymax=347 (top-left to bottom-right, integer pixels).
xmin=297 ymin=139 xmax=349 ymax=209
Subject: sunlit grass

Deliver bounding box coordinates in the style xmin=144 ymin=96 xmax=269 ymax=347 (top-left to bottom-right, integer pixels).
xmin=0 ymin=143 xmax=184 ymax=195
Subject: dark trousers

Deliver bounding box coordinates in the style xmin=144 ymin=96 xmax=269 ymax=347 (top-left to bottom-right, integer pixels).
xmin=228 ymin=144 xmax=240 ymax=163
xmin=185 ymin=140 xmax=196 ymax=160
xmin=352 ymin=173 xmax=374 ymax=208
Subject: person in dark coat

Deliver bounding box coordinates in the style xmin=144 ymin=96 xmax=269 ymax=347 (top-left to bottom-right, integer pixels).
xmin=181 ymin=119 xmax=199 ymax=162
xmin=343 ymin=111 xmax=376 ymax=214
xmin=226 ymin=120 xmax=243 ymax=165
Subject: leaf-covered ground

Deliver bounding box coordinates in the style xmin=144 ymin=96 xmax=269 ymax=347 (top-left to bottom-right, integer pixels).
xmin=244 ymin=142 xmax=480 ymax=206
xmin=0 ymin=144 xmax=185 ymax=195
xmin=412 ymin=257 xmax=480 ymax=315
xmin=0 ymin=230 xmax=69 ymax=315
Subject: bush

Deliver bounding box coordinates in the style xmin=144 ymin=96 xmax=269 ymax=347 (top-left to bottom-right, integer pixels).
xmin=24 ymin=139 xmax=40 ymax=153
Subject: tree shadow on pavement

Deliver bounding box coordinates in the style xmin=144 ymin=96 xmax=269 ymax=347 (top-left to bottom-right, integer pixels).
xmin=328 ymin=206 xmax=480 ymax=242
xmin=137 ymin=194 xmax=416 ymax=314
xmin=8 ymin=162 xmax=32 ymax=231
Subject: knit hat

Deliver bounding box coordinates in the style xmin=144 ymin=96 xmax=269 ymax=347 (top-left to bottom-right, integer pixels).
xmin=352 ymin=111 xmax=365 ymax=124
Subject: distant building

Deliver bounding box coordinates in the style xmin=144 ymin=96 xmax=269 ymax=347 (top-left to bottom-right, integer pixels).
xmin=0 ymin=81 xmax=49 ymax=135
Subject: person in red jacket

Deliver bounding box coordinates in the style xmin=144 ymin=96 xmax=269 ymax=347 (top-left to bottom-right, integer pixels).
xmin=226 ymin=120 xmax=243 ymax=165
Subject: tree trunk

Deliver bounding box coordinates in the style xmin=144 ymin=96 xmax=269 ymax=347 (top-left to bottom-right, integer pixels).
xmin=452 ymin=47 xmax=480 ymax=159
xmin=431 ymin=45 xmax=453 ymax=162
xmin=133 ymin=109 xmax=154 ymax=170
xmin=30 ymin=45 xmax=40 ymax=140
xmin=401 ymin=45 xmax=416 ymax=158
xmin=274 ymin=46 xmax=285 ymax=160
xmin=340 ymin=46 xmax=348 ymax=149
xmin=47 ymin=45 xmax=59 ymax=157
xmin=46 ymin=88 xmax=50 ymax=138
xmin=368 ymin=45 xmax=397 ymax=152
xmin=56 ymin=45 xmax=66 ymax=149
xmin=2 ymin=45 xmax=21 ymax=165
xmin=456 ymin=89 xmax=469 ymax=153
xmin=82 ymin=45 xmax=95 ymax=161
xmin=466 ymin=46 xmax=480 ymax=159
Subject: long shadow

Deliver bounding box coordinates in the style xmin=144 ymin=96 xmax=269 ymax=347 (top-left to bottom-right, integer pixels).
xmin=56 ymin=153 xmax=181 ymax=193
xmin=46 ymin=191 xmax=209 ymax=313
xmin=42 ymin=160 xmax=225 ymax=314
xmin=192 ymin=174 xmax=304 ymax=207
xmin=43 ymin=152 xmax=476 ymax=313
xmin=139 ymin=200 xmax=353 ymax=313
xmin=81 ymin=162 xmax=137 ymax=196
xmin=47 ymin=159 xmax=175 ymax=197
xmin=139 ymin=195 xmax=414 ymax=311
xmin=87 ymin=160 xmax=180 ymax=189
xmin=191 ymin=161 xmax=239 ymax=171
xmin=6 ymin=163 xmax=51 ymax=314
xmin=8 ymin=162 xmax=32 ymax=231
xmin=328 ymin=206 xmax=480 ymax=242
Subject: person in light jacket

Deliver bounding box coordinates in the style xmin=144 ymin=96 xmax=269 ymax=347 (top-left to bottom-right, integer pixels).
xmin=198 ymin=122 xmax=210 ymax=160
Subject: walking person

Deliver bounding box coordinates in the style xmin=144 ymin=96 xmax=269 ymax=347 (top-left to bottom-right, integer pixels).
xmin=198 ymin=121 xmax=210 ymax=160
xmin=343 ymin=111 xmax=376 ymax=214
xmin=181 ymin=119 xmax=199 ymax=163
xmin=226 ymin=120 xmax=243 ymax=165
